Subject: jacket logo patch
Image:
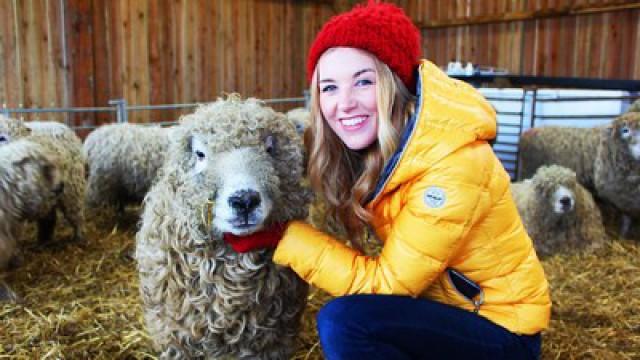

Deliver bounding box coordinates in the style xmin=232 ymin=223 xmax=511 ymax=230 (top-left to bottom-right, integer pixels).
xmin=424 ymin=187 xmax=446 ymax=208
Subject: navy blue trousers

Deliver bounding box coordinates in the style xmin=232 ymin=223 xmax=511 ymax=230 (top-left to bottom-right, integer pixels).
xmin=316 ymin=294 xmax=541 ymax=360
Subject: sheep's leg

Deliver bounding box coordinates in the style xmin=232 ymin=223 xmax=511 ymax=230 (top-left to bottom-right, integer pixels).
xmin=0 ymin=226 xmax=18 ymax=270
xmin=37 ymin=209 xmax=57 ymax=244
xmin=61 ymin=195 xmax=86 ymax=243
xmin=620 ymin=215 xmax=632 ymax=239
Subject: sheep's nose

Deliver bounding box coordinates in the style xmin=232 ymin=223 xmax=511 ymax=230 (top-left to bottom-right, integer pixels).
xmin=228 ymin=190 xmax=261 ymax=214
xmin=560 ymin=196 xmax=573 ymax=211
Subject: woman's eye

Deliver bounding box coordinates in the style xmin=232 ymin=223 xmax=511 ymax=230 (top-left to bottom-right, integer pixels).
xmin=355 ymin=79 xmax=374 ymax=86
xmin=321 ymin=84 xmax=337 ymax=93
xmin=195 ymin=150 xmax=206 ymax=160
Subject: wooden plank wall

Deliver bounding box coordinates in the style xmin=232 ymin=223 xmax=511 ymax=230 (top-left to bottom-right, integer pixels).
xmin=0 ymin=0 xmax=638 ymax=125
xmin=0 ymin=0 xmax=333 ymax=124
xmin=405 ymin=0 xmax=640 ymax=80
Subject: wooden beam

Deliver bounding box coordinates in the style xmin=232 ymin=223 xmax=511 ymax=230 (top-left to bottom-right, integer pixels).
xmin=418 ymin=2 xmax=640 ymax=29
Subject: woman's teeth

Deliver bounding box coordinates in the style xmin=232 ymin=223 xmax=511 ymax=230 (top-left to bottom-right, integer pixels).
xmin=341 ymin=116 xmax=366 ymax=126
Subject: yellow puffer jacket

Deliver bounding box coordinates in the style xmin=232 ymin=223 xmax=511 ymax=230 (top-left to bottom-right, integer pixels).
xmin=274 ymin=60 xmax=551 ymax=335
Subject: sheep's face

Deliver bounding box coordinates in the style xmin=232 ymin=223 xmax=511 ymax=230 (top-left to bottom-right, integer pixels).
xmin=550 ymin=185 xmax=575 ymax=215
xmin=608 ymin=113 xmax=640 ymax=161
xmin=532 ymin=165 xmax=578 ymax=219
xmin=186 ymin=135 xmax=281 ymax=236
xmin=167 ymin=98 xmax=307 ymax=243
xmin=0 ymin=116 xmax=31 ymax=146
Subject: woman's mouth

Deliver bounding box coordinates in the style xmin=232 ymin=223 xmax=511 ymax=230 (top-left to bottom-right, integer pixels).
xmin=340 ymin=115 xmax=367 ymax=130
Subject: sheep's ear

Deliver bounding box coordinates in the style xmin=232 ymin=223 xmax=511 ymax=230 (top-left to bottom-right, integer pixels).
xmin=178 ymin=135 xmax=195 ymax=170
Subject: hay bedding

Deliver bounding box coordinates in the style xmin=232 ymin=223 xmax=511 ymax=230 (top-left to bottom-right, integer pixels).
xmin=1 ymin=213 xmax=639 ymax=359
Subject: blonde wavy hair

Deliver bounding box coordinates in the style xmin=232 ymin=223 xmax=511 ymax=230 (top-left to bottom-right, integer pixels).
xmin=306 ymin=52 xmax=416 ymax=245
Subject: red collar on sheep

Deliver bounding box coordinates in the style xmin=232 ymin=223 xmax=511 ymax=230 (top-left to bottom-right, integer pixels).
xmin=223 ymin=223 xmax=287 ymax=253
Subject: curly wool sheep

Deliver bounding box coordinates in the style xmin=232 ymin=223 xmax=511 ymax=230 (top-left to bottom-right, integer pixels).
xmin=83 ymin=123 xmax=169 ymax=212
xmin=0 ymin=139 xmax=62 ymax=272
xmin=0 ymin=115 xmax=86 ymax=242
xmin=518 ymin=126 xmax=601 ymax=189
xmin=136 ymin=97 xmax=312 ymax=359
xmin=511 ymin=165 xmax=606 ymax=257
xmin=593 ymin=113 xmax=640 ymax=234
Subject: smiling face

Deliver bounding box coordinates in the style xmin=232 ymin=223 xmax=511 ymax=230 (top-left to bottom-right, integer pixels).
xmin=317 ymin=47 xmax=379 ymax=150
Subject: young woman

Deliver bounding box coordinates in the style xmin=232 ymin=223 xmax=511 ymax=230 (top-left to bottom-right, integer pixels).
xmin=226 ymin=2 xmax=551 ymax=359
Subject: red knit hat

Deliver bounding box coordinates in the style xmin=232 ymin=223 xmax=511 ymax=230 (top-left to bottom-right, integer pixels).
xmin=307 ymin=1 xmax=421 ymax=91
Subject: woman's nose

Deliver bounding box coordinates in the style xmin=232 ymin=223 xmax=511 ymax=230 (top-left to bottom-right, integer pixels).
xmin=337 ymin=90 xmax=357 ymax=111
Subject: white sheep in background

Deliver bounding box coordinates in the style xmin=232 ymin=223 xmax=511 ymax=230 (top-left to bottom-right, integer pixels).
xmin=136 ymin=96 xmax=312 ymax=359
xmin=518 ymin=126 xmax=600 ymax=189
xmin=511 ymin=165 xmax=606 ymax=257
xmin=518 ymin=112 xmax=640 ymax=237
xmin=83 ymin=123 xmax=169 ymax=213
xmin=0 ymin=139 xmax=62 ymax=301
xmin=0 ymin=115 xmax=86 ymax=242
xmin=593 ymin=112 xmax=640 ymax=235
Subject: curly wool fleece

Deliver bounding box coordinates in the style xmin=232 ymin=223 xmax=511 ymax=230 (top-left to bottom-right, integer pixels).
xmin=0 ymin=115 xmax=86 ymax=243
xmin=136 ymin=96 xmax=312 ymax=359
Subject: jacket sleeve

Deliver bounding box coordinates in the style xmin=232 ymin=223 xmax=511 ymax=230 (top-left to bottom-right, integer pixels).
xmin=273 ymin=146 xmax=491 ymax=297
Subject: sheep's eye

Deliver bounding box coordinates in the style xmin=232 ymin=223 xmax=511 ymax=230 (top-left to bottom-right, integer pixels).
xmin=0 ymin=135 xmax=8 ymax=143
xmin=195 ymin=150 xmax=206 ymax=160
xmin=620 ymin=126 xmax=632 ymax=139
xmin=265 ymin=135 xmax=277 ymax=156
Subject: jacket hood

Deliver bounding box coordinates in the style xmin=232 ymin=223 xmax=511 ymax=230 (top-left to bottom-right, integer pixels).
xmin=367 ymin=60 xmax=497 ymax=207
